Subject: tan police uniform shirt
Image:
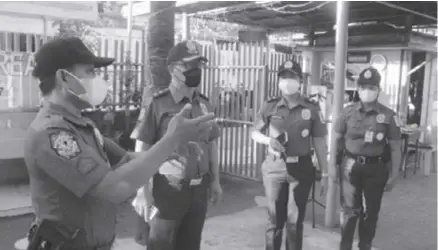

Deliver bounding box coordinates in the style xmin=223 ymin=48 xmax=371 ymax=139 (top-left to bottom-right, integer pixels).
xmin=24 ymin=102 xmax=126 ymax=248
xmin=334 ymin=102 xmax=401 ymax=156
xmin=253 ymin=95 xmax=327 ymax=156
xmin=131 ymin=86 xmax=221 ymax=178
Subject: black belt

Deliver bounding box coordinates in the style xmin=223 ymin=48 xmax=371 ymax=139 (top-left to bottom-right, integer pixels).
xmin=162 ymin=173 xmax=207 ymax=186
xmin=269 ymin=154 xmax=311 ymax=163
xmin=346 ymin=152 xmax=384 ymax=164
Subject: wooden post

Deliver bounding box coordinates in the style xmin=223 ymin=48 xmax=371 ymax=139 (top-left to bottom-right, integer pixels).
xmin=325 ymin=0 xmax=349 ymax=228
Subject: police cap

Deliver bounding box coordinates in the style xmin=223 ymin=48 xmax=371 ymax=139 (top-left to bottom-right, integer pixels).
xmin=357 ymin=67 xmax=381 ymax=87
xmin=32 ymin=37 xmax=114 ymax=81
xmin=277 ymin=60 xmax=302 ymax=79
xmin=167 ymin=40 xmax=208 ymax=65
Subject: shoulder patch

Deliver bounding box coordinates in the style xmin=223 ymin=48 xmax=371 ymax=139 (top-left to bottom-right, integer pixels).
xmin=153 ymin=88 xmax=170 ymax=99
xmin=267 ymin=96 xmax=281 ymax=103
xmin=30 ymin=114 xmax=66 ymax=131
xmin=49 ymin=129 xmax=81 ymax=160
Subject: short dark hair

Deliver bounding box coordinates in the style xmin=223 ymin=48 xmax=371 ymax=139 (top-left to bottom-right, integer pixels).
xmin=38 ymin=76 xmax=56 ymax=96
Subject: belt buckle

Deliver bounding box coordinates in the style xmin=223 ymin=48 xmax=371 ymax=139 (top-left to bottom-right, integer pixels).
xmin=286 ymin=156 xmax=299 ymax=163
xmin=189 ymin=176 xmax=203 ymax=186
xmin=357 ymin=156 xmax=366 ymax=164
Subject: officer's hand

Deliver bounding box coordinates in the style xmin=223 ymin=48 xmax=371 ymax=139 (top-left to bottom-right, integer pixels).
xmin=167 ymin=104 xmax=215 ymax=143
xmin=209 ymin=180 xmax=223 ymax=205
xmin=384 ymin=178 xmax=396 ymax=192
xmin=132 ymin=187 xmax=154 ymax=222
xmin=269 ymin=138 xmax=286 ymax=153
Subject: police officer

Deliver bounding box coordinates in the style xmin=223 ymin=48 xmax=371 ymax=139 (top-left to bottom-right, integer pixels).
xmin=131 ymin=40 xmax=223 ymax=250
xmin=24 ymin=37 xmax=215 ymax=250
xmin=334 ymin=67 xmax=402 ymax=250
xmin=252 ymin=60 xmax=329 ymax=250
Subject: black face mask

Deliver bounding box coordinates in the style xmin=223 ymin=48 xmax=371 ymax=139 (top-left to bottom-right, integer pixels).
xmin=183 ymin=68 xmax=202 ymax=88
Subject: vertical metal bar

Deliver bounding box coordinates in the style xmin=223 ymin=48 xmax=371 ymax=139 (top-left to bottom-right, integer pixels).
xmin=125 ymin=0 xmax=133 ymax=134
xmin=181 ymin=12 xmax=190 ymax=40
xmin=42 ymin=17 xmax=47 ymax=43
xmin=112 ymin=40 xmax=118 ymax=110
xmin=141 ymin=28 xmax=146 ymax=94
xmin=134 ymin=40 xmax=140 ymax=107
xmin=120 ymin=40 xmax=125 ymax=108
xmin=325 ymin=0 xmax=349 ymax=228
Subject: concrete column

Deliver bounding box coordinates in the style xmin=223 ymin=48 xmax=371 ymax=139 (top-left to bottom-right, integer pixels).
xmin=325 ymin=0 xmax=349 ymax=228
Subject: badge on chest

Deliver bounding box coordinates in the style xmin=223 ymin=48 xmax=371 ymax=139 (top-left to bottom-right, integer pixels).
xmin=364 ymin=130 xmax=374 ymax=143
xmin=301 ymin=109 xmax=311 ymax=120
xmin=376 ymin=114 xmax=385 ymax=123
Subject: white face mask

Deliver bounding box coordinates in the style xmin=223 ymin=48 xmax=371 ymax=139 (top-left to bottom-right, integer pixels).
xmin=64 ymin=71 xmax=109 ymax=106
xmin=358 ymin=89 xmax=379 ymax=103
xmin=278 ymin=79 xmax=300 ymax=95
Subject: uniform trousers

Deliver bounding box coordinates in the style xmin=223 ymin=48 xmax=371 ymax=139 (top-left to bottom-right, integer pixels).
xmin=262 ymin=155 xmax=314 ymax=250
xmin=147 ymin=173 xmax=210 ymax=250
xmin=340 ymin=158 xmax=389 ymax=250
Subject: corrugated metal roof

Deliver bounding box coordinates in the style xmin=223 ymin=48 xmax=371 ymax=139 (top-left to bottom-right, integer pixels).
xmin=179 ymin=1 xmax=437 ymax=33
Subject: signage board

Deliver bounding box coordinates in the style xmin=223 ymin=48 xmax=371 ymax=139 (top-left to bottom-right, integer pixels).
xmin=347 ymin=51 xmax=371 ymax=64
xmin=0 ymin=2 xmax=98 ymax=21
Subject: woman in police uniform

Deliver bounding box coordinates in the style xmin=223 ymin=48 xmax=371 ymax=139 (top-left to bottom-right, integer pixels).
xmin=252 ymin=60 xmax=329 ymax=250
xmin=334 ymin=67 xmax=402 ymax=250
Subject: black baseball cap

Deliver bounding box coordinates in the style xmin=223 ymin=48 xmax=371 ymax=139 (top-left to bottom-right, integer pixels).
xmin=32 ymin=37 xmax=114 ymax=81
xmin=277 ymin=60 xmax=302 ymax=79
xmin=357 ymin=67 xmax=381 ymax=87
xmin=167 ymin=40 xmax=207 ymax=65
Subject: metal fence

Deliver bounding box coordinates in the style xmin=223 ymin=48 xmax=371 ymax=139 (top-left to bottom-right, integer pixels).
xmin=198 ymin=41 xmax=298 ymax=180
xmin=0 ymin=31 xmax=300 ymax=180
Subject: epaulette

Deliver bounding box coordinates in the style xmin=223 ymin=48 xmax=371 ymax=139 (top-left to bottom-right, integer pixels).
xmin=153 ymin=88 xmax=170 ymax=99
xmin=30 ymin=114 xmax=66 ymax=132
xmin=199 ymin=93 xmax=209 ymax=101
xmin=266 ymin=96 xmax=281 ymax=103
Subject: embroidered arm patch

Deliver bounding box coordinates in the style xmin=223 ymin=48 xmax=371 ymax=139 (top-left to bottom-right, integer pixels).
xmin=49 ymin=130 xmax=81 ymax=160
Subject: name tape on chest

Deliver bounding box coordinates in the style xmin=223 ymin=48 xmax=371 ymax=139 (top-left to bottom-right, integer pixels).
xmin=49 ymin=130 xmax=81 ymax=160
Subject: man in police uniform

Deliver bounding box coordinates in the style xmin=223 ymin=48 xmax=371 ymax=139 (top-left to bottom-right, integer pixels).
xmin=334 ymin=67 xmax=402 ymax=250
xmin=252 ymin=60 xmax=329 ymax=250
xmin=24 ymin=37 xmax=215 ymax=250
xmin=130 ymin=40 xmax=222 ymax=250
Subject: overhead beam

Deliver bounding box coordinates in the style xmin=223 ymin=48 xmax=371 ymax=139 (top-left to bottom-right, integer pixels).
xmin=376 ymin=1 xmax=437 ymax=22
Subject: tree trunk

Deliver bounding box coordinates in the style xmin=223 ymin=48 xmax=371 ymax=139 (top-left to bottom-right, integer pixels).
xmin=142 ymin=1 xmax=176 ymax=105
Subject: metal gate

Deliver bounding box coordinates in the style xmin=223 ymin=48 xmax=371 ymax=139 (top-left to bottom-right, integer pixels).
xmin=199 ymin=40 xmax=298 ymax=180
